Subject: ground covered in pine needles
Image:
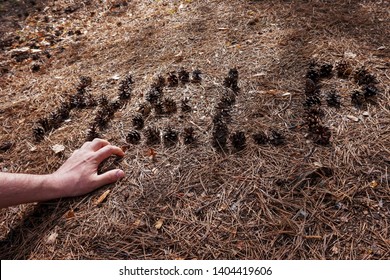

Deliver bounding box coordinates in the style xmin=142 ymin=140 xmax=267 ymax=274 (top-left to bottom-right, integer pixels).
xmin=0 ymin=0 xmax=389 ymax=259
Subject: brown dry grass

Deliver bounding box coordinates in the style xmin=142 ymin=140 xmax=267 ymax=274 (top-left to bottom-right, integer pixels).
xmin=0 ymin=0 xmax=389 ymax=259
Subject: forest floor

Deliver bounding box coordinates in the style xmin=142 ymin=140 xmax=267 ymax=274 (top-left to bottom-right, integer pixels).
xmin=0 ymin=0 xmax=389 ymax=259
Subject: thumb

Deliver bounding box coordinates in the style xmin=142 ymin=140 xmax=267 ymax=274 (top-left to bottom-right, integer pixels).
xmin=96 ymin=169 xmax=125 ymax=186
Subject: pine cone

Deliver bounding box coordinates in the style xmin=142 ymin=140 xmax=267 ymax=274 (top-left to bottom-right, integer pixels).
xmin=183 ymin=127 xmax=195 ymax=145
xmin=351 ymin=90 xmax=365 ymax=107
xmin=132 ymin=114 xmax=144 ymax=130
xmin=144 ymin=127 xmax=160 ymax=145
xmin=167 ymin=72 xmax=179 ymax=87
xmin=191 ymin=69 xmax=202 ymax=83
xmin=335 ymin=60 xmax=352 ymax=78
xmin=269 ymin=130 xmax=285 ymax=146
xmin=212 ymin=120 xmax=229 ymax=149
xmin=362 ymin=85 xmax=379 ymax=98
xmin=223 ymin=68 xmax=239 ymax=92
xmin=326 ymin=91 xmax=341 ymax=108
xmin=163 ymin=97 xmax=177 ymax=114
xmin=304 ymin=78 xmax=320 ymax=96
xmin=152 ymin=75 xmax=166 ymax=89
xmin=138 ymin=103 xmax=152 ymax=117
xmin=230 ymin=131 xmax=246 ymax=151
xmin=118 ymin=74 xmax=134 ymax=100
xmin=99 ymin=94 xmax=109 ymax=107
xmin=303 ymin=95 xmax=321 ymax=108
xmin=163 ymin=127 xmax=179 ymax=146
xmin=126 ymin=130 xmax=141 ymax=145
xmin=146 ymin=87 xmax=163 ymax=104
xmin=319 ymin=63 xmax=333 ymax=78
xmin=154 ymin=101 xmax=164 ymax=115
xmin=306 ymin=61 xmax=320 ymax=83
xmin=33 ymin=126 xmax=45 ymax=142
xmin=181 ymin=98 xmax=192 ymax=113
xmin=311 ymin=125 xmax=331 ymax=146
xmin=178 ymin=68 xmax=190 ymax=84
xmin=253 ymin=132 xmax=268 ymax=145
xmin=354 ymin=67 xmax=377 ymax=86
xmin=77 ymin=76 xmax=92 ymax=91
xmin=86 ymin=125 xmax=100 ymax=141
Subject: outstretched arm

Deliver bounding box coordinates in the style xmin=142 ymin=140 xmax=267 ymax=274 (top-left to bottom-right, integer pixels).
xmin=0 ymin=139 xmax=125 ymax=208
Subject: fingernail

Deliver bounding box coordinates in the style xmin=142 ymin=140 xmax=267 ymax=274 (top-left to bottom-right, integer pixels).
xmin=116 ymin=170 xmax=125 ymax=179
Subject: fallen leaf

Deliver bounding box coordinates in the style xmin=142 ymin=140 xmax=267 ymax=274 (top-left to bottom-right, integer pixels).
xmin=252 ymin=72 xmax=267 ymax=77
xmin=344 ymin=51 xmax=357 ymax=59
xmin=155 ymin=218 xmax=164 ymax=230
xmin=95 ymin=190 xmax=110 ymax=205
xmin=52 ymin=144 xmax=65 ymax=154
xmin=46 ymin=232 xmax=58 ymax=244
xmin=370 ymin=180 xmax=378 ymax=188
xmin=218 ymin=204 xmax=228 ymax=211
xmin=340 ymin=216 xmax=349 ymax=222
xmin=236 ymin=241 xmax=245 ymax=250
xmin=346 ymin=115 xmax=359 ymax=122
xmin=121 ymin=145 xmax=129 ymax=153
xmin=133 ymin=219 xmax=142 ymax=227
xmin=8 ymin=47 xmax=30 ymax=53
xmin=331 ymin=245 xmax=339 ymax=254
xmin=145 ymin=148 xmax=157 ymax=161
xmin=111 ymin=74 xmax=120 ymax=80
xmin=65 ymin=209 xmax=75 ymax=219
xmin=266 ymin=89 xmax=279 ymax=95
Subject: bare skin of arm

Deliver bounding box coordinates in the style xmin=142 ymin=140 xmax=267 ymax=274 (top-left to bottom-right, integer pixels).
xmin=0 ymin=139 xmax=125 ymax=208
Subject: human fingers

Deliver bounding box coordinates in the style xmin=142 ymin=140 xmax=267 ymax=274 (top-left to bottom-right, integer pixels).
xmin=93 ymin=145 xmax=125 ymax=163
xmin=89 ymin=138 xmax=110 ymax=152
xmin=81 ymin=141 xmax=92 ymax=149
xmin=71 ymin=148 xmax=80 ymax=156
xmin=95 ymin=169 xmax=125 ymax=187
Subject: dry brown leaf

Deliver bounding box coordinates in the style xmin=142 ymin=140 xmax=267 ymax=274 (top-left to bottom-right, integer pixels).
xmin=95 ymin=190 xmax=110 ymax=205
xmin=121 ymin=145 xmax=130 ymax=153
xmin=370 ymin=180 xmax=378 ymax=188
xmin=145 ymin=148 xmax=157 ymax=161
xmin=65 ymin=209 xmax=75 ymax=219
xmin=46 ymin=232 xmax=58 ymax=244
xmin=346 ymin=115 xmax=359 ymax=122
xmin=218 ymin=204 xmax=228 ymax=211
xmin=155 ymin=218 xmax=164 ymax=230
xmin=236 ymin=241 xmax=245 ymax=250
xmin=52 ymin=144 xmax=65 ymax=154
xmin=266 ymin=89 xmax=279 ymax=95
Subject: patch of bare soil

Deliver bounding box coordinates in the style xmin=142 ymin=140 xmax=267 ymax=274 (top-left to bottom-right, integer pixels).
xmin=0 ymin=0 xmax=389 ymax=259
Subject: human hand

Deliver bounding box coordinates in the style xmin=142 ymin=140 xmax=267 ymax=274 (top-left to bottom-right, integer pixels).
xmin=50 ymin=138 xmax=125 ymax=198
